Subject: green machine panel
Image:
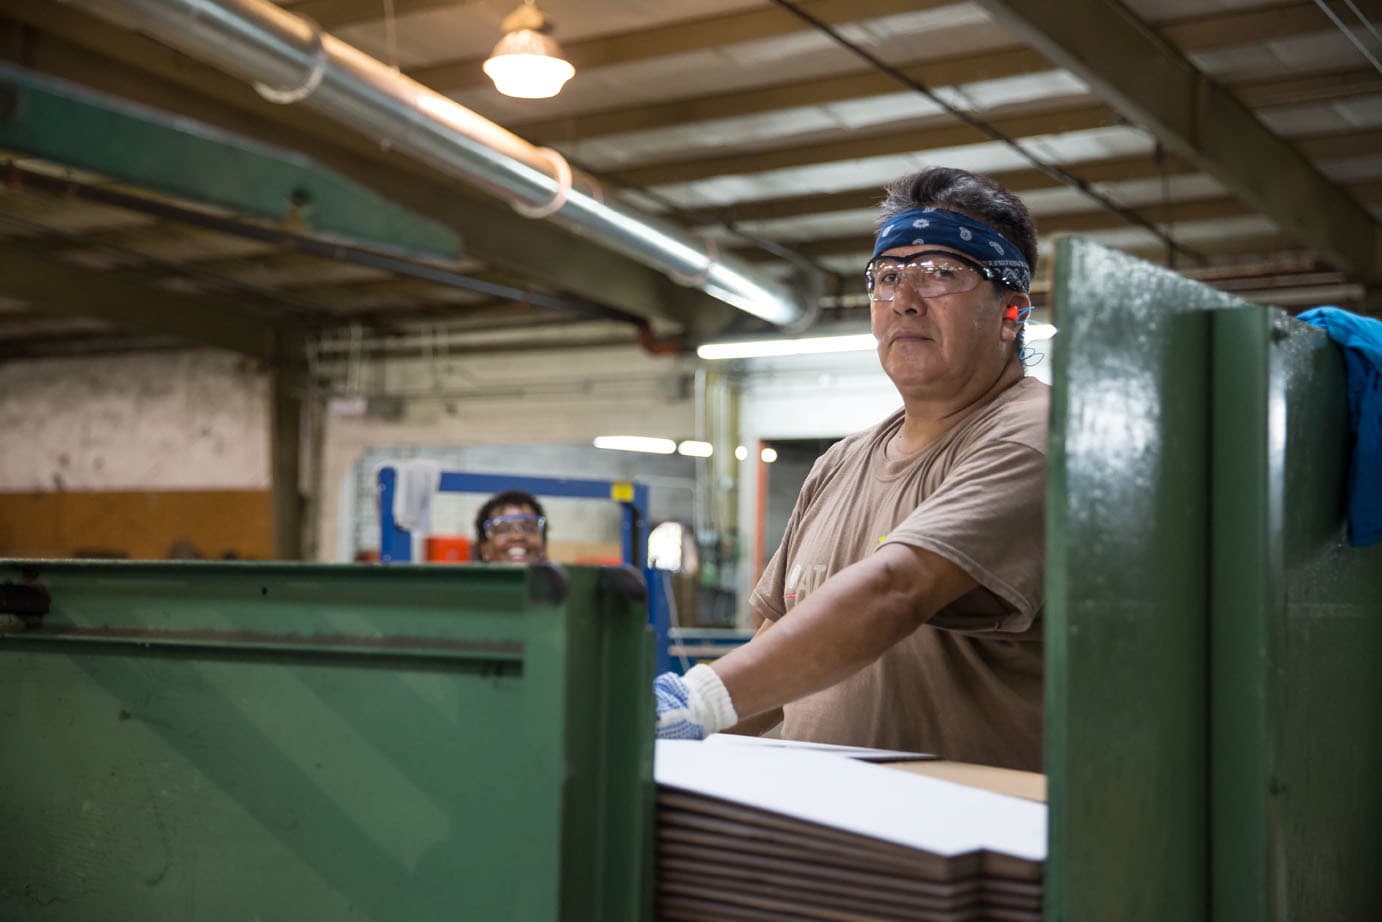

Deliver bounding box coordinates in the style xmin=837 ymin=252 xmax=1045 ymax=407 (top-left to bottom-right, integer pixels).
xmin=1046 ymin=237 xmax=1247 ymax=922
xmin=1211 ymin=310 xmax=1382 ymax=921
xmin=1049 ymin=237 xmax=1382 ymax=921
xmin=0 ymin=561 xmax=653 ymax=922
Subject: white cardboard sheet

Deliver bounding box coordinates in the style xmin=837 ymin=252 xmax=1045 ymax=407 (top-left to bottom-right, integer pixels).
xmin=655 ymin=739 xmax=1046 ymax=861
xmin=703 ymin=732 xmax=933 ymax=761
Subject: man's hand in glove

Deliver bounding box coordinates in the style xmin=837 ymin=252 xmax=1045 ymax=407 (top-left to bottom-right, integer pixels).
xmin=653 ymin=664 xmax=739 ymax=740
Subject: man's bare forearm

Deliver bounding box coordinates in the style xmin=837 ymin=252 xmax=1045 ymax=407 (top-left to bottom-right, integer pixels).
xmin=711 ymin=544 xmax=975 ymax=722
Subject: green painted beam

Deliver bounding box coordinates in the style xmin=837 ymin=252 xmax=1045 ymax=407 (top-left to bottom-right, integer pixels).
xmin=0 ymin=14 xmax=741 ymax=336
xmin=0 ymin=237 xmax=299 ymax=362
xmin=0 ymin=65 xmax=459 ymax=260
xmin=974 ymin=0 xmax=1382 ymax=280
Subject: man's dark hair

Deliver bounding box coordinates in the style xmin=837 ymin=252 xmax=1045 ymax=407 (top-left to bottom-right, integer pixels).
xmin=474 ymin=490 xmax=548 ymax=547
xmin=879 ymin=167 xmax=1038 ymax=355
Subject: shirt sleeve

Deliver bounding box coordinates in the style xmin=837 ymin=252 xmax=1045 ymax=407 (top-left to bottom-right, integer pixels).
xmin=881 ymin=437 xmax=1045 ymax=632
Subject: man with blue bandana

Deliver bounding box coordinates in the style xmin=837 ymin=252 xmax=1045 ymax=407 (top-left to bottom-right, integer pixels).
xmin=654 ymin=167 xmax=1048 ymax=771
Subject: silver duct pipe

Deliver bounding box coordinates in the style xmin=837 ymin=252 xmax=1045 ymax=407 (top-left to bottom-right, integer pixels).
xmin=63 ymin=0 xmax=814 ymax=327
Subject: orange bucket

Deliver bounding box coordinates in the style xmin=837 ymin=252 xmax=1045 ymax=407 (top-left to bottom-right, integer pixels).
xmin=425 ymin=535 xmax=472 ymax=563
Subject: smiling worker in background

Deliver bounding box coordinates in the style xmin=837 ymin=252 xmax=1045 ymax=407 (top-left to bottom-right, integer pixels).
xmin=475 ymin=490 xmax=549 ymax=564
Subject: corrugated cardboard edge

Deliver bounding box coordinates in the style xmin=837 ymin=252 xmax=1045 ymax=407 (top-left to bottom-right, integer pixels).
xmin=886 ymin=761 xmax=1047 ymax=803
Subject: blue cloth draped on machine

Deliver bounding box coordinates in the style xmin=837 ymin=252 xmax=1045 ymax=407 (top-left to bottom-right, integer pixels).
xmin=1297 ymin=307 xmax=1382 ymax=548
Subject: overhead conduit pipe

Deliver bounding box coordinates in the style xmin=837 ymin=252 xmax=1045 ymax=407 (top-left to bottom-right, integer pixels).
xmin=62 ymin=0 xmax=815 ymax=329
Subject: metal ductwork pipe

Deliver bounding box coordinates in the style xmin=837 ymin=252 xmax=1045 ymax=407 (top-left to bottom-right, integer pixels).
xmin=61 ymin=0 xmax=815 ymax=328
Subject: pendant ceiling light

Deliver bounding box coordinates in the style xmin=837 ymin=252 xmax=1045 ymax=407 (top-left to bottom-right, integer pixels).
xmin=483 ymin=0 xmax=575 ymax=99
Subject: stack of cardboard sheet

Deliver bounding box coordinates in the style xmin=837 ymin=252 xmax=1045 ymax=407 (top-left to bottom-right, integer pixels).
xmin=654 ymin=739 xmax=1044 ymax=922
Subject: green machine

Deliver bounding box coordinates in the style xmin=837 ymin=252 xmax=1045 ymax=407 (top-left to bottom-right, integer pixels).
xmin=2 ymin=239 xmax=1380 ymax=921
xmin=0 ymin=562 xmax=653 ymax=921
xmin=1046 ymin=239 xmax=1382 ymax=921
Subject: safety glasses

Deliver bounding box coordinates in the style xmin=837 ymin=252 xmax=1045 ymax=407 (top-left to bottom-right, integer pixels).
xmin=865 ymin=249 xmax=1007 ymax=301
xmin=484 ymin=513 xmax=545 ymax=538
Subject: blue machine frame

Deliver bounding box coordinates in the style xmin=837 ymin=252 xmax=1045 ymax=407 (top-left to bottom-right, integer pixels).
xmin=376 ymin=466 xmax=670 ymax=672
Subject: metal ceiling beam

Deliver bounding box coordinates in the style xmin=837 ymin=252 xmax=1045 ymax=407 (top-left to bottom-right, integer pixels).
xmin=75 ymin=223 xmax=280 ymax=262
xmin=688 ymin=151 xmax=1201 ymax=226
xmin=407 ymin=0 xmax=1329 ymax=95
xmin=591 ymin=69 xmax=1371 ymax=195
xmin=519 ymin=48 xmax=1050 ymax=145
xmin=973 ymin=0 xmax=1382 ymax=279
xmin=314 ymin=300 xmax=574 ymax=331
xmin=513 ymin=3 xmax=1343 ymax=145
xmin=1233 ymin=68 xmax=1382 ymax=108
xmin=287 ymin=0 xmax=460 ymax=31
xmin=610 ymin=100 xmax=1114 ymax=187
xmin=1298 ymin=127 xmax=1382 ymax=161
xmin=1126 ymin=235 xmax=1306 ymax=267
xmin=0 ymin=66 xmax=460 ymax=259
xmin=0 ymin=237 xmax=299 ymax=361
xmin=0 ymin=10 xmax=744 ymax=336
xmin=713 ymin=138 xmax=1382 ymax=229
xmin=0 ymin=312 xmax=115 ymax=338
xmin=1042 ymin=196 xmax=1251 ymax=234
xmin=739 ymin=180 xmax=1382 ymax=261
xmin=0 ymin=331 xmax=188 ymax=360
xmin=287 ymin=275 xmax=481 ymax=303
xmin=407 ymin=0 xmax=935 ymax=92
xmin=1159 ymin=1 xmax=1330 ymax=48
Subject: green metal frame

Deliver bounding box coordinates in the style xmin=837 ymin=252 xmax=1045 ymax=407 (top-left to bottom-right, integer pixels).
xmin=1047 ymin=237 xmax=1382 ymax=921
xmin=1046 ymin=237 xmax=1240 ymax=921
xmin=1210 ymin=310 xmax=1382 ymax=921
xmin=0 ymin=65 xmax=459 ymax=259
xmin=0 ymin=560 xmax=653 ymax=921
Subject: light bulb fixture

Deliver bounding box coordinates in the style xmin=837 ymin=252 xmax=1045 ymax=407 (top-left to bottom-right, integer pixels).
xmin=483 ymin=1 xmax=575 ymax=99
xmin=677 ymin=440 xmax=714 ymax=458
xmin=760 ymin=447 xmax=779 ymax=464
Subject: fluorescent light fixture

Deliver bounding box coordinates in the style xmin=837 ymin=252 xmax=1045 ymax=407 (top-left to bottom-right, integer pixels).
xmin=1025 ymin=322 xmax=1058 ymax=341
xmin=677 ymin=440 xmax=714 ymax=458
xmin=697 ymin=333 xmax=877 ymax=361
xmin=734 ymin=445 xmax=748 ymax=461
xmin=760 ymin=447 xmax=779 ymax=463
xmin=593 ymin=436 xmax=676 ymax=454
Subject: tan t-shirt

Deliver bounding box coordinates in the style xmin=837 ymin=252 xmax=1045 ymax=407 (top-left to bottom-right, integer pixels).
xmin=749 ymin=376 xmax=1048 ymax=771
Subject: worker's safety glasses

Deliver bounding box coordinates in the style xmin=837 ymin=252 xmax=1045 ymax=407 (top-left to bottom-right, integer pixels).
xmin=484 ymin=513 xmax=545 ymax=538
xmin=865 ymin=250 xmax=1003 ymax=302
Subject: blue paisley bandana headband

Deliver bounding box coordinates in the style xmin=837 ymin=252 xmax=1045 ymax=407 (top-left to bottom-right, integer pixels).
xmin=873 ymin=207 xmax=1032 ymax=293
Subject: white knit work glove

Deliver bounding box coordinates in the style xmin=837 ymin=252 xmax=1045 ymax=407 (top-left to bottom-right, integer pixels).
xmin=653 ymin=664 xmax=739 ymax=740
